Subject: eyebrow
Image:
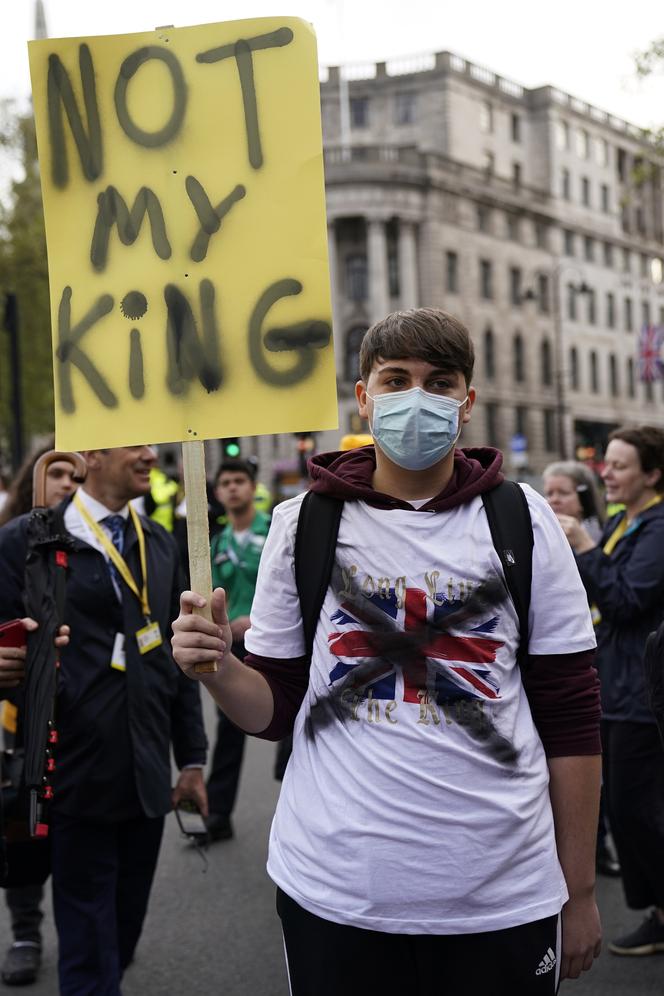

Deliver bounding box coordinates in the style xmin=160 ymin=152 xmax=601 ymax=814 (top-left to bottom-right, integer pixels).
xmin=376 ymin=365 xmax=455 ymax=378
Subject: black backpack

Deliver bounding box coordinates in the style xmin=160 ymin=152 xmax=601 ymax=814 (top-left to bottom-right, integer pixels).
xmin=294 ymin=481 xmax=533 ymax=667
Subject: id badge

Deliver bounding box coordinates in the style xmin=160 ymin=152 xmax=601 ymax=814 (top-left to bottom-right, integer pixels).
xmin=136 ymin=621 xmax=162 ymax=655
xmin=111 ymin=633 xmax=126 ymax=672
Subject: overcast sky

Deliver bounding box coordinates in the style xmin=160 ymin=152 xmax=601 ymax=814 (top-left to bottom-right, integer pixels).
xmin=2 ymin=0 xmax=664 ymax=128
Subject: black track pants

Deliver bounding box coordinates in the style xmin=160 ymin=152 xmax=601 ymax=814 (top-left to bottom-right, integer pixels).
xmin=277 ymin=888 xmax=561 ymax=996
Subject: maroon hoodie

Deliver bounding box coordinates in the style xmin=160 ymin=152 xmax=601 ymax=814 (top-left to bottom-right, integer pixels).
xmin=247 ymin=446 xmax=601 ymax=756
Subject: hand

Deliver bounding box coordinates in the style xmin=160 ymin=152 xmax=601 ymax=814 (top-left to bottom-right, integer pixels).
xmin=560 ymin=892 xmax=602 ymax=980
xmin=0 ymin=619 xmax=69 ymax=688
xmin=557 ymin=514 xmax=596 ymax=554
xmin=230 ymin=615 xmax=251 ymax=643
xmin=171 ymin=589 xmax=233 ymax=678
xmin=172 ymin=767 xmax=208 ymax=818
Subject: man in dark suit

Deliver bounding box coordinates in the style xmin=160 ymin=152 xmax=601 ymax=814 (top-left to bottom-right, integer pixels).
xmin=0 ymin=445 xmax=207 ymax=996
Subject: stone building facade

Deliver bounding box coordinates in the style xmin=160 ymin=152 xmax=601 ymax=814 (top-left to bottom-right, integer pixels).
xmin=237 ymin=49 xmax=664 ymax=490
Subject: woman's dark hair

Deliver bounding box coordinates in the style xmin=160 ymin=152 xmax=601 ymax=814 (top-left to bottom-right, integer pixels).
xmin=0 ymin=439 xmax=54 ymax=526
xmin=609 ymin=425 xmax=664 ymax=493
xmin=359 ymin=308 xmax=475 ymax=386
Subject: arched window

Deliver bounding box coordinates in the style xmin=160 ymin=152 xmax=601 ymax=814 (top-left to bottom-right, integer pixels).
xmin=345 ymin=326 xmax=368 ymax=382
xmin=484 ymin=327 xmax=495 ymax=380
xmin=540 ymin=339 xmax=552 ymax=386
xmin=345 ymin=254 xmax=368 ymax=301
xmin=569 ymin=346 xmax=579 ymax=390
xmin=513 ymin=333 xmax=525 ymax=382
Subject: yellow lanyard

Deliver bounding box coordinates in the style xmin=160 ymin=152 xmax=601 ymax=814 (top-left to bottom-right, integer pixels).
xmin=603 ymin=495 xmax=662 ymax=556
xmin=74 ymin=493 xmax=151 ymax=618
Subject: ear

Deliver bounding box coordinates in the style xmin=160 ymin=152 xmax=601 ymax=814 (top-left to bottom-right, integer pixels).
xmin=461 ymin=386 xmax=476 ymax=424
xmin=81 ymin=450 xmax=103 ymax=471
xmin=645 ymin=467 xmax=662 ymax=491
xmin=355 ymin=380 xmax=369 ymax=419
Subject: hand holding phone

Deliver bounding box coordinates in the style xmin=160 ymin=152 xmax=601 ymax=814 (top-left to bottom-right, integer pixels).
xmin=0 ymin=619 xmax=27 ymax=650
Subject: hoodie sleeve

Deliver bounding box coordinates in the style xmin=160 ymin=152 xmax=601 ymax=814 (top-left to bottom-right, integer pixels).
xmin=521 ymin=650 xmax=601 ymax=757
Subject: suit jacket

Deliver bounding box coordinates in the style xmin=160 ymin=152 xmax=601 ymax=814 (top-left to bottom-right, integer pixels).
xmin=0 ymin=498 xmax=207 ymax=822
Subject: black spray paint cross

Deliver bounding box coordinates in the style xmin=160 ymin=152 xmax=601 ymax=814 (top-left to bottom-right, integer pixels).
xmin=45 ymin=24 xmax=332 ymax=413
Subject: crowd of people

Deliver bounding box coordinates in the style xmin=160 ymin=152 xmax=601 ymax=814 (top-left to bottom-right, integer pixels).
xmin=0 ymin=307 xmax=663 ymax=994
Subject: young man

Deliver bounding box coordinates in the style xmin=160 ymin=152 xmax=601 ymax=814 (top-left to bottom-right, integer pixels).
xmin=172 ymin=309 xmax=602 ymax=995
xmin=0 ymin=445 xmax=207 ymax=996
xmin=205 ymin=459 xmax=270 ymax=841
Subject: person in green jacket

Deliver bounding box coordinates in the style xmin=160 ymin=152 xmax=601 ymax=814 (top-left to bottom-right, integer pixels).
xmin=206 ymin=459 xmax=270 ymax=841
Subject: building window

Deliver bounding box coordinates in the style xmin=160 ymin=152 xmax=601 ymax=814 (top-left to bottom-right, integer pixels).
xmin=569 ymin=346 xmax=579 ymax=390
xmin=556 ymin=120 xmax=570 ymax=150
xmin=640 ymin=253 xmax=649 ymax=279
xmin=652 ymin=258 xmax=664 ymax=285
xmin=622 ymin=247 xmax=631 ymax=273
xmin=535 ymin=222 xmax=548 ymax=249
xmin=646 ymin=379 xmax=654 ymax=403
xmin=561 ymin=168 xmax=571 ymax=200
xmin=446 ymin=251 xmax=459 ymax=293
xmin=609 ymin=353 xmax=619 ymax=395
xmin=506 ymin=213 xmax=519 ymax=241
xmin=587 ymin=288 xmax=596 ymax=325
xmin=606 ymin=292 xmax=616 ymax=329
xmin=477 ymin=203 xmax=491 ymax=232
xmin=485 ymin=403 xmax=500 ymax=447
xmin=590 ymin=350 xmax=599 ymax=393
xmin=480 ymin=259 xmax=493 ymax=299
xmin=344 ymin=326 xmax=368 ymax=382
xmin=484 ymin=327 xmax=495 ymax=380
xmin=601 ymin=184 xmax=610 ymax=213
xmin=624 ymin=296 xmax=633 ymax=331
xmin=483 ymin=150 xmax=495 ymax=175
xmin=567 ymin=283 xmax=578 ymax=321
xmin=541 ymin=339 xmax=553 ymax=386
xmin=636 ymin=208 xmax=646 ymax=235
xmin=627 ymin=357 xmax=635 ymax=397
xmin=350 ymin=97 xmax=370 ymax=128
xmin=387 ymin=244 xmax=399 ymax=298
xmin=345 ymin=253 xmax=368 ymax=301
xmin=603 ymin=242 xmax=614 ymax=268
xmin=564 ymin=230 xmax=575 ymax=256
xmin=510 ymin=266 xmax=523 ymax=306
xmin=513 ymin=333 xmax=525 ymax=382
xmin=511 ymin=113 xmax=521 ymax=143
xmin=512 ymin=162 xmax=522 ymax=187
xmin=584 ymin=235 xmax=594 ymax=262
xmin=581 ymin=177 xmax=591 ymax=206
xmin=394 ymin=91 xmax=416 ymax=125
xmin=576 ymin=128 xmax=590 ymax=159
xmin=596 ymin=137 xmax=609 ymax=166
xmin=642 ymin=300 xmax=651 ymax=327
xmin=480 ymin=100 xmax=494 ymax=133
xmin=538 ymin=273 xmax=550 ymax=313
xmin=515 ymin=405 xmax=528 ymax=437
xmin=543 ymin=409 xmax=556 ymax=452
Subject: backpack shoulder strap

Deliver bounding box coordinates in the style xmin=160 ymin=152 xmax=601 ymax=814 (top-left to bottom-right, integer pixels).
xmin=294 ymin=492 xmax=344 ymax=659
xmin=481 ymin=481 xmax=533 ymax=668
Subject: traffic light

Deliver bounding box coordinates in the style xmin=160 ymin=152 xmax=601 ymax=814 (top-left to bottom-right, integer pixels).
xmin=221 ymin=437 xmax=241 ymax=459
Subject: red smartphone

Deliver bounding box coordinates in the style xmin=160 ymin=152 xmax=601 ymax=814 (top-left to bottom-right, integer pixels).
xmin=0 ymin=619 xmax=27 ymax=649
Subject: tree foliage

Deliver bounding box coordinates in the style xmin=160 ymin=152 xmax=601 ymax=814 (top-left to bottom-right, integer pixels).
xmin=0 ymin=103 xmax=54 ymax=464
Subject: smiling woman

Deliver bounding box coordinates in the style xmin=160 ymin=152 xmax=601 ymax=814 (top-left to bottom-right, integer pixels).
xmin=572 ymin=424 xmax=664 ymax=956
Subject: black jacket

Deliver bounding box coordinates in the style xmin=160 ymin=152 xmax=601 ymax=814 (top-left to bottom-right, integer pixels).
xmin=0 ymin=498 xmax=207 ymax=821
xmin=576 ymin=500 xmax=664 ymax=724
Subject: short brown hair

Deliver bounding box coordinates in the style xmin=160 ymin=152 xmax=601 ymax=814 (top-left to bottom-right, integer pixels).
xmin=358 ymin=308 xmax=475 ymax=385
xmin=609 ymin=424 xmax=664 ymax=492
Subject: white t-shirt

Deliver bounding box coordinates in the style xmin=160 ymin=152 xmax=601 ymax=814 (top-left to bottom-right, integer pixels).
xmin=245 ymin=484 xmax=596 ymax=934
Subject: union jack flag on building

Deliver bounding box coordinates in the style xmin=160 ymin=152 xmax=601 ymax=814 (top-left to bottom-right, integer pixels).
xmin=638 ymin=324 xmax=664 ymax=382
xmin=327 ymin=585 xmax=504 ymax=705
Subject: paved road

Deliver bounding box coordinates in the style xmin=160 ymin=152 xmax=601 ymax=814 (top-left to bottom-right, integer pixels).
xmin=2 ymin=697 xmax=664 ymax=994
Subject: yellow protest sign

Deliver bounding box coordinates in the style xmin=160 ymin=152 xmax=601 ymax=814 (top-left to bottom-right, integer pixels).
xmin=28 ymin=18 xmax=337 ymax=450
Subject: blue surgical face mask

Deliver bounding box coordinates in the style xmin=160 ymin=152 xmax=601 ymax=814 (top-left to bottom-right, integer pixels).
xmin=367 ymin=387 xmax=468 ymax=471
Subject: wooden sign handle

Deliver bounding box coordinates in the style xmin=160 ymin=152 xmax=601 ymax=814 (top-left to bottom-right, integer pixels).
xmin=181 ymin=440 xmax=217 ymax=674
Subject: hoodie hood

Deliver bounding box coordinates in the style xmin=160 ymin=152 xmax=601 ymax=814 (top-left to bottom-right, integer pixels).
xmin=308 ymin=445 xmax=504 ymax=512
